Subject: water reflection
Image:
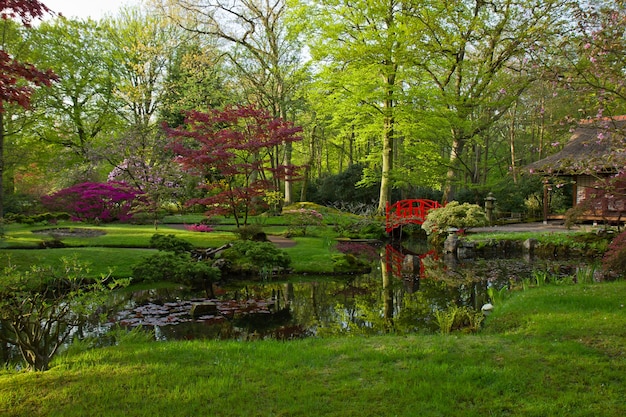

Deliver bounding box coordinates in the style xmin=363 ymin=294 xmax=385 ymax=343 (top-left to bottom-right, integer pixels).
xmin=104 ymin=241 xmax=590 ymax=341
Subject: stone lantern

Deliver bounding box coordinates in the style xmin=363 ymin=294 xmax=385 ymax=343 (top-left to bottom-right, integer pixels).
xmin=484 ymin=192 xmax=496 ymax=225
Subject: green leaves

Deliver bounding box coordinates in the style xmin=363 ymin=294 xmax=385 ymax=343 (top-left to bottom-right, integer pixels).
xmin=422 ymin=201 xmax=488 ymax=234
xmin=0 ymin=256 xmax=126 ymax=371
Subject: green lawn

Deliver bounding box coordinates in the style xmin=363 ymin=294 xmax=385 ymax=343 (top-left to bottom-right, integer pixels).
xmin=1 ymin=281 xmax=625 ymax=416
xmin=0 ymin=220 xmax=340 ymax=276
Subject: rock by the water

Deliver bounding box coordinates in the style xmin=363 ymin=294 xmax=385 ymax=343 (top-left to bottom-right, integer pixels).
xmin=190 ymin=302 xmax=218 ymax=318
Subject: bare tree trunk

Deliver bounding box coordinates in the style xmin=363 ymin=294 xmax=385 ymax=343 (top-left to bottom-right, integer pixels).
xmin=443 ymin=135 xmax=464 ymax=202
xmin=509 ymin=103 xmax=518 ymax=184
xmin=377 ymin=71 xmax=396 ymax=215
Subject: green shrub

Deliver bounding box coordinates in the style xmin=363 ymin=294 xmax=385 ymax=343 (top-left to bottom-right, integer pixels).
xmin=336 ymin=217 xmax=386 ymax=240
xmin=149 ymin=234 xmax=194 ymax=253
xmin=132 ymin=252 xmax=189 ymax=283
xmin=331 ymin=253 xmax=371 ymax=273
xmin=219 ymin=240 xmax=290 ymax=275
xmin=132 ymin=235 xmax=220 ymax=288
xmin=422 ymin=201 xmax=488 ymax=235
xmin=3 ymin=212 xmax=70 ymax=225
xmin=233 ymin=224 xmax=265 ymax=241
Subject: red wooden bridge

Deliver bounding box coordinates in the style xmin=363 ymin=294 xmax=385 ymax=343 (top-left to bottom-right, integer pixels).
xmin=385 ymin=199 xmax=443 ymax=233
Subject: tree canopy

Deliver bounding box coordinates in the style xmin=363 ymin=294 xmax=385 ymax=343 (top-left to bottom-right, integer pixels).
xmin=0 ymin=0 xmax=624 ymax=218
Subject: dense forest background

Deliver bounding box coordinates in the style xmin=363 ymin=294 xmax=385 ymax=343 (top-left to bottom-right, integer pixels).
xmin=2 ymin=0 xmax=625 ymax=219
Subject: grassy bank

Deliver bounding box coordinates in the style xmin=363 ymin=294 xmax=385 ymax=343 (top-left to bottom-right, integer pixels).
xmin=0 ymin=219 xmax=343 ymax=276
xmin=1 ymin=281 xmax=625 ymax=416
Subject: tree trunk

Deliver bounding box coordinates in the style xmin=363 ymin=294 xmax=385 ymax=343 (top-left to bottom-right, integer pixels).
xmin=0 ymin=111 xmax=4 ymax=218
xmin=377 ymin=71 xmax=396 ymax=215
xmin=443 ymin=135 xmax=465 ymax=202
xmin=509 ymin=104 xmax=518 ymax=184
xmin=300 ymin=124 xmax=317 ymax=202
xmin=377 ymin=116 xmax=393 ymax=215
xmin=283 ymin=141 xmax=293 ymax=205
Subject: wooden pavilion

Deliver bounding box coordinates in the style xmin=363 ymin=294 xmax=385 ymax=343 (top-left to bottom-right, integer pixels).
xmin=525 ymin=116 xmax=626 ymax=223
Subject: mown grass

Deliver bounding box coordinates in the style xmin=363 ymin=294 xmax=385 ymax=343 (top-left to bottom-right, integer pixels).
xmin=1 ymin=281 xmax=625 ymax=416
xmin=0 ymin=217 xmax=344 ymax=276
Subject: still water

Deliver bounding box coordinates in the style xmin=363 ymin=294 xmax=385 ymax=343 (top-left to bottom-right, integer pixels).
xmin=104 ymin=244 xmax=593 ymax=341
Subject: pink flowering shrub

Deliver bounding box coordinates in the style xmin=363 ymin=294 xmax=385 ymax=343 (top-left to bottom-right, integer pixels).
xmin=283 ymin=208 xmax=323 ymax=236
xmin=41 ymin=182 xmax=144 ymax=223
xmin=184 ymin=224 xmax=214 ymax=233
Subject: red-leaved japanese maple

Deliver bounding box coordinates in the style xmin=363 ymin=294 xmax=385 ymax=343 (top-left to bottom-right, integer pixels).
xmin=41 ymin=182 xmax=144 ymax=223
xmin=165 ymin=105 xmax=302 ymax=227
xmin=1 ymin=0 xmax=58 ymax=217
xmin=1 ymin=0 xmax=57 ymax=111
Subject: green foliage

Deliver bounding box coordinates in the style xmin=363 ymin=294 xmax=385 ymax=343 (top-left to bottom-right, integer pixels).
xmin=434 ymin=305 xmax=485 ymax=335
xmin=149 ymin=234 xmax=194 ymax=254
xmin=490 ymin=175 xmax=544 ymax=216
xmin=132 ymin=234 xmax=219 ymax=288
xmin=331 ymin=253 xmax=371 ymax=273
xmin=0 ymin=257 xmax=128 ymax=371
xmin=219 ymin=240 xmax=291 ymax=275
xmin=131 ymin=252 xmax=189 ymax=283
xmin=308 ymin=164 xmax=379 ymax=205
xmin=232 ymin=224 xmax=265 ymax=241
xmin=333 ymin=217 xmax=387 ymax=240
xmin=422 ymin=201 xmax=488 ymax=235
xmin=487 ymin=285 xmax=510 ymax=305
xmin=433 ymin=306 xmax=457 ymax=335
xmin=3 ymin=212 xmax=70 ymax=225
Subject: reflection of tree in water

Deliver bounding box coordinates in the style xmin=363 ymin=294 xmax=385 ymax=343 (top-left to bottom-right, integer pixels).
xmin=100 ymin=251 xmax=588 ymax=340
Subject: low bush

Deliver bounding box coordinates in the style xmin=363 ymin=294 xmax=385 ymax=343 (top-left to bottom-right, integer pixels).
xmin=3 ymin=212 xmax=70 ymax=224
xmin=422 ymin=201 xmax=488 ymax=235
xmin=219 ymin=240 xmax=291 ymax=276
xmin=232 ymin=224 xmax=266 ymax=241
xmin=131 ymin=234 xmax=220 ymax=290
xmin=149 ymin=234 xmax=195 ymax=253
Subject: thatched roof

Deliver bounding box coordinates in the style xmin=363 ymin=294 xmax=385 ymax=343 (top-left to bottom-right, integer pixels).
xmin=526 ymin=116 xmax=626 ymax=175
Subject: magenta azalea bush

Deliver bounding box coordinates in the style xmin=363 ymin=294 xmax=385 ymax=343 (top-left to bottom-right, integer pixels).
xmin=184 ymin=224 xmax=214 ymax=233
xmin=41 ymin=182 xmax=144 ymax=223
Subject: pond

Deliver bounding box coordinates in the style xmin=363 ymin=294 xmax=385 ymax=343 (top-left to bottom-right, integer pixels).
xmin=102 ymin=243 xmax=597 ymax=341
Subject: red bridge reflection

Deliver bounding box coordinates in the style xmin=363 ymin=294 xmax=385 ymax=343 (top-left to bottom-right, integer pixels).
xmin=384 ymin=244 xmax=437 ymax=292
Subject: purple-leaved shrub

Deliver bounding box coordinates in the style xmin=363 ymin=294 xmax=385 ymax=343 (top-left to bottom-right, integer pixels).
xmin=602 ymin=230 xmax=626 ymax=277
xmin=336 ymin=241 xmax=380 ymax=263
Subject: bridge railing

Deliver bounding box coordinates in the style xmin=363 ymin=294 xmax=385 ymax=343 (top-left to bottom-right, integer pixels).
xmin=385 ymin=199 xmax=443 ymax=233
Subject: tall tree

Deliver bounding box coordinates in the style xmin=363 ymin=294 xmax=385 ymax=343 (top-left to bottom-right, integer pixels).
xmin=28 ymin=17 xmax=123 ymax=165
xmin=0 ymin=0 xmax=56 ymax=217
xmin=160 ymin=40 xmax=232 ymax=127
xmin=301 ymin=0 xmax=437 ymax=213
xmin=109 ymin=6 xmax=180 ymax=130
xmin=156 ymin=0 xmax=309 ymax=205
xmin=409 ymin=0 xmax=570 ymax=201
